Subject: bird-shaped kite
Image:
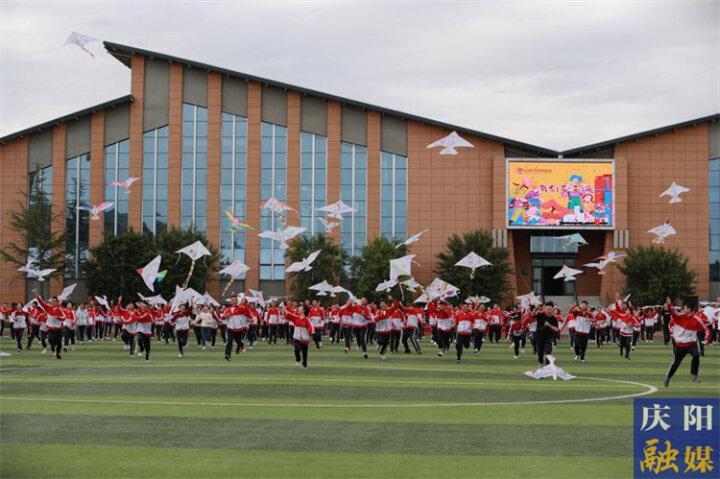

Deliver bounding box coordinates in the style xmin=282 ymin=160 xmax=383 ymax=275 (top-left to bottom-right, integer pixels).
xmin=455 ymin=252 xmax=492 ymax=278
xmin=286 ymin=250 xmax=321 ymax=273
xmin=309 ymin=280 xmax=334 ymax=296
xmin=57 ymin=283 xmax=77 ymax=302
xmin=219 ymin=260 xmax=250 ymax=297
xmin=584 ymin=259 xmax=612 ymax=275
xmin=396 ymin=229 xmax=429 ymax=249
xmin=109 ymin=176 xmax=141 ymax=194
xmin=555 ymin=233 xmax=587 ymax=247
xmin=659 ymin=182 xmax=690 ymax=204
xmin=82 ymin=202 xmax=114 ymax=221
xmin=176 ymin=241 xmax=212 ymax=288
xmin=261 ymin=197 xmax=295 ymax=226
xmin=138 ymin=293 xmax=167 ymax=306
xmin=318 ymin=217 xmax=340 ymax=235
xmin=136 ymin=255 xmax=166 ymax=292
xmin=426 ymin=131 xmax=474 ymax=156
xmin=94 ymin=295 xmax=110 ymax=309
xmin=375 ymin=278 xmax=398 ymax=293
xmin=224 ymin=210 xmax=255 ymax=233
xmin=595 ymin=251 xmax=626 ymax=263
xmin=647 ymin=221 xmax=677 ymax=244
xmin=258 ymin=226 xmax=306 ymax=249
xmin=389 ymin=254 xmax=415 ymax=282
xmin=64 ymin=32 xmax=99 ymax=58
xmin=17 ymin=262 xmax=56 ymax=281
xmin=553 ymin=265 xmax=584 ymax=282
xmin=401 ymin=277 xmax=422 ymax=293
xmin=317 ymin=200 xmax=356 ymax=220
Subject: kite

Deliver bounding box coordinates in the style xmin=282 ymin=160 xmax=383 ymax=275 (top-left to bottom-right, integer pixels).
xmin=318 ymin=217 xmax=340 ymax=235
xmin=94 ymin=295 xmax=110 ymax=309
xmin=286 ymin=250 xmax=321 ymax=273
xmin=247 ymin=289 xmax=265 ymax=307
xmin=224 ymin=210 xmax=255 ymax=233
xmin=596 ymin=251 xmax=626 ymax=263
xmin=466 ymin=295 xmax=491 ymax=304
xmin=401 ymin=278 xmax=422 ymax=293
xmin=82 ymin=202 xmax=113 ymax=221
xmin=109 ymin=176 xmax=141 ymax=194
xmin=317 ymin=200 xmax=356 ymax=220
xmin=389 ymin=254 xmax=415 ymax=282
xmin=659 ymin=182 xmax=690 ymax=204
xmin=553 ymin=265 xmax=584 ymax=282
xmin=647 ymin=221 xmax=677 ymax=245
xmin=517 ymin=291 xmax=542 ymax=308
xmin=17 ymin=263 xmax=56 ymax=282
xmin=21 ymin=298 xmax=39 ymax=313
xmin=261 ymin=197 xmax=295 ymax=226
xmin=176 ymin=241 xmax=212 ymax=288
xmin=414 ymin=292 xmax=429 ymax=304
xmin=455 ymin=252 xmax=492 ymax=278
xmin=138 ymin=293 xmax=167 ymax=306
xmin=426 ymin=278 xmax=460 ymax=301
xmin=375 ymin=279 xmax=398 ymax=293
xmin=136 ymin=255 xmax=166 ymax=292
xmin=64 ymin=32 xmax=99 ymax=58
xmin=200 ymin=292 xmax=221 ymax=307
xmin=396 ymin=229 xmax=429 ymax=249
xmin=584 ymin=259 xmax=612 ymax=275
xmin=426 ymin=131 xmax=474 ymax=156
xmin=57 ymin=283 xmax=77 ymax=302
xmin=219 ymin=260 xmax=250 ymax=297
xmin=170 ymin=286 xmax=203 ymax=312
xmin=258 ymin=226 xmax=306 ymax=249
xmin=524 ymin=355 xmax=575 ymax=381
xmin=555 ymin=233 xmax=587 ymax=247
xmin=309 ymin=280 xmax=334 ymax=296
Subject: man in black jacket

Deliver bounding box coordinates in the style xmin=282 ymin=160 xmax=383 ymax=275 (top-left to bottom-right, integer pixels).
xmin=534 ymin=302 xmax=560 ymax=365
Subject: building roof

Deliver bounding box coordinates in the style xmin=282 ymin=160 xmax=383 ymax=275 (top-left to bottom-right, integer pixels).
xmin=561 ymin=113 xmax=720 ymax=156
xmin=103 ymin=41 xmax=560 ymax=156
xmin=0 ymin=95 xmax=133 ymax=145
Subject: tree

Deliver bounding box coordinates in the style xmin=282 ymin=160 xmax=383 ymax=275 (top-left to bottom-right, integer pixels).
xmin=285 ymin=234 xmax=348 ymax=302
xmin=618 ymin=245 xmax=696 ymax=305
xmin=434 ymin=230 xmax=512 ymax=305
xmin=348 ymin=236 xmax=408 ymax=303
xmin=1 ymin=186 xmax=66 ymax=294
xmin=84 ymin=231 xmax=155 ymax=298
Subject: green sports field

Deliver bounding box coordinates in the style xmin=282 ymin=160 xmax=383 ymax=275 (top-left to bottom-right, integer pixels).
xmin=1 ymin=335 xmax=718 ymax=478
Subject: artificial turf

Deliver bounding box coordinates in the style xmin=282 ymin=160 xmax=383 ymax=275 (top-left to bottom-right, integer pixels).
xmin=0 ymin=334 xmax=718 ymax=478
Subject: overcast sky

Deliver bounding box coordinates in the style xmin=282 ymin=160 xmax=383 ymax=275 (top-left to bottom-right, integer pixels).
xmin=1 ymin=1 xmax=718 ymax=150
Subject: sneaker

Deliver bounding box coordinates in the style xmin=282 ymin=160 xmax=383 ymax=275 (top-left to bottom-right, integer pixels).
xmin=63 ymin=347 xmax=68 ymax=352
xmin=363 ymin=353 xmax=368 ymax=359
xmin=17 ymin=348 xmax=22 ymax=353
xmin=456 ymin=359 xmax=461 ymax=364
xmin=177 ymin=353 xmax=183 ymax=358
xmin=145 ymin=359 xmax=151 ymax=362
xmin=663 ymin=375 xmax=670 ymax=387
xmin=513 ymin=355 xmax=517 ymax=359
xmin=380 ymin=354 xmax=386 ymax=360
xmin=41 ymin=348 xmax=47 ymax=354
xmin=225 ymin=355 xmax=231 ymax=362
xmin=473 ymin=349 xmax=478 ymax=354
xmin=581 ymin=359 xmax=586 ymax=363
xmin=202 ymin=346 xmax=207 ymax=350
xmin=296 ymin=361 xmax=303 ymax=368
xmin=437 ymin=351 xmax=444 ymax=357
xmin=692 ymin=375 xmax=701 ymax=383
xmin=343 ymin=347 xmax=349 ymax=354
xmin=574 ymin=356 xmax=579 ymax=361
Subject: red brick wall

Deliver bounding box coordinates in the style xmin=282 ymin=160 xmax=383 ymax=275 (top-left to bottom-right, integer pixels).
xmin=166 ymin=63 xmax=183 ymax=229
xmin=128 ymin=54 xmax=145 ymax=232
xmin=0 ymin=138 xmax=29 ymax=302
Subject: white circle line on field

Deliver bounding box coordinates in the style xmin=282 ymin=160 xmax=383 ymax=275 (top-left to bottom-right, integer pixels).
xmin=0 ymin=376 xmax=657 ymax=408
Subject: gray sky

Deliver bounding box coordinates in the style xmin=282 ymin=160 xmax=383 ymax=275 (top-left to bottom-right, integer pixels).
xmin=1 ymin=1 xmax=718 ymax=150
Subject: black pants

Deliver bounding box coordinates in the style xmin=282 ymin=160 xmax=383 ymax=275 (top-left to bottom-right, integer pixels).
xmin=269 ymin=325 xmax=279 ymax=344
xmin=78 ymin=325 xmax=86 ymax=341
xmin=366 ymin=323 xmax=376 ymax=345
xmin=511 ymin=334 xmax=523 ymax=356
xmin=662 ymin=321 xmax=671 ymax=345
xmin=247 ymin=325 xmax=257 ymax=346
xmin=63 ymin=327 xmax=75 ymax=347
xmin=619 ymin=335 xmax=632 ymax=358
xmin=437 ymin=330 xmax=451 ymax=352
xmin=177 ymin=330 xmax=188 ymax=355
xmin=390 ymin=331 xmax=401 ymax=353
xmin=574 ymin=333 xmax=589 ymax=360
xmin=378 ymin=333 xmax=391 ymax=355
xmin=225 ymin=330 xmax=245 ymax=359
xmin=40 ymin=330 xmax=48 ymax=349
xmin=568 ymin=330 xmax=575 ymax=348
xmin=489 ymin=324 xmax=501 ymax=342
xmin=329 ymin=323 xmax=340 ymax=343
xmin=632 ymin=331 xmax=639 ymax=347
xmin=401 ymin=329 xmax=421 ymax=353
xmin=162 ymin=324 xmax=175 ymax=343
xmin=138 ymin=334 xmax=151 ymax=360
xmin=537 ymin=338 xmax=553 ymax=365
xmin=343 ymin=327 xmax=353 ymax=350
xmin=48 ymin=329 xmax=62 ymax=358
xmin=456 ymin=335 xmax=471 ymax=360
xmin=27 ymin=325 xmax=39 ymax=349
xmin=354 ymin=327 xmax=368 ymax=354
xmin=312 ymin=330 xmax=323 ymax=349
xmin=595 ymin=329 xmax=605 ymax=347
xmin=294 ymin=340 xmax=309 ymax=367
xmin=13 ymin=328 xmax=25 ymax=351
xmin=85 ymin=326 xmax=93 ymax=341
xmin=472 ymin=330 xmax=484 ymax=351
xmin=667 ymin=344 xmax=700 ymax=378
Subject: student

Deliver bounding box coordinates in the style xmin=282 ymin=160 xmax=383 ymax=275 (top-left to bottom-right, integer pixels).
xmin=26 ymin=304 xmax=40 ymax=350
xmin=488 ymin=304 xmax=503 ymax=343
xmin=507 ymin=314 xmax=526 ymax=359
xmin=663 ymin=299 xmax=710 ymax=387
xmin=339 ymin=300 xmax=355 ymax=353
xmin=375 ymin=301 xmax=392 ymax=360
xmin=643 ymin=307 xmax=658 ymax=343
xmin=472 ymin=304 xmax=488 ymax=353
xmin=61 ymin=301 xmax=77 ymax=352
xmin=401 ymin=304 xmax=422 ymax=354
xmin=283 ymin=304 xmax=314 ymax=369
xmin=34 ymin=292 xmax=65 ymax=359
xmin=308 ymin=300 xmax=325 ymax=350
xmin=192 ymin=305 xmax=215 ymax=350
xmin=454 ymin=304 xmax=474 ymax=363
xmin=134 ymin=303 xmax=155 ymax=362
xmin=221 ymin=297 xmax=251 ymax=361
xmin=170 ymin=304 xmax=191 ymax=358
xmin=533 ymin=302 xmax=559 ymax=365
xmin=571 ymin=301 xmax=594 ymax=362
xmin=11 ymin=303 xmax=28 ymax=353
xmin=609 ymin=296 xmax=640 ymax=359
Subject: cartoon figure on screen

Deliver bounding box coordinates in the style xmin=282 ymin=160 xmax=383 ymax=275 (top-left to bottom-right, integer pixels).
xmin=563 ymin=174 xmax=585 ymax=213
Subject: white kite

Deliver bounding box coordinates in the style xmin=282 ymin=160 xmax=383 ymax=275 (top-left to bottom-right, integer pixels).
xmin=426 ymin=278 xmax=460 ymax=301
xmin=584 ymin=259 xmax=612 ymax=275
xmin=524 ymin=355 xmax=575 ymax=381
xmin=647 ymin=221 xmax=677 ymax=244
xmin=455 ymin=252 xmax=492 ymax=278
xmin=517 ymin=291 xmax=542 ymax=308
xmin=57 ymin=283 xmax=77 ymax=302
xmin=555 ymin=233 xmax=587 ymax=247
xmin=389 ymin=254 xmax=415 ymax=282
xmin=414 ymin=293 xmax=429 ymax=304
xmin=109 ymin=176 xmax=141 ymax=194
xmin=82 ymin=202 xmax=113 ymax=221
xmin=136 ymin=255 xmax=166 ymax=292
xmin=248 ymin=289 xmax=265 ymax=307
xmin=466 ymin=295 xmax=492 ymax=304
xmin=94 ymin=295 xmax=110 ymax=309
xmin=375 ymin=279 xmax=398 ymax=293
xmin=64 ymin=32 xmax=99 ymax=58
xmin=286 ymin=250 xmax=321 ymax=273
xmin=659 ymin=182 xmax=690 ymax=204
xmin=18 ymin=262 xmax=56 ymax=282
xmin=200 ymin=292 xmax=221 ymax=307
xmin=317 ymin=200 xmax=356 ymax=220
xmin=309 ymin=280 xmax=334 ymax=296
xmin=553 ymin=265 xmax=584 ymax=282
xmin=318 ymin=217 xmax=340 ymax=234
xmin=261 ymin=197 xmax=295 ymax=214
xmin=219 ymin=260 xmax=250 ymax=279
xmin=396 ymin=229 xmax=429 ymax=249
xmin=138 ymin=293 xmax=167 ymax=306
xmin=426 ymin=131 xmax=474 ymax=156
xmin=596 ymin=251 xmax=626 ymax=263
xmin=401 ymin=278 xmax=422 ymax=292
xmin=176 ymin=241 xmax=212 ymax=288
xmin=258 ymin=226 xmax=306 ymax=249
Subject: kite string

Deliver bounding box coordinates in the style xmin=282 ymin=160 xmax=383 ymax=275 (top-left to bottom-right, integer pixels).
xmin=182 ymin=260 xmax=196 ymax=289
xmin=221 ymin=277 xmax=235 ymax=298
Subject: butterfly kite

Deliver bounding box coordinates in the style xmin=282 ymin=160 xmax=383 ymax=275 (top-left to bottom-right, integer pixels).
xmin=317 ymin=200 xmax=356 ymax=220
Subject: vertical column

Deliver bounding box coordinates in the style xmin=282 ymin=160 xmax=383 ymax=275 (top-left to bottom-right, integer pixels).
xmin=205 ymin=72 xmax=222 ymax=297
xmin=326 ymin=101 xmax=341 ymax=242
xmin=166 ymin=63 xmax=183 ymax=229
xmin=600 ymin=157 xmax=628 ymax=303
xmin=0 ymin=139 xmax=29 ymax=301
xmin=285 ymin=91 xmax=301 ymax=292
xmin=128 ymin=54 xmax=145 ymax=232
xmin=89 ymin=111 xmax=105 ymax=248
xmin=366 ymin=111 xmax=381 ymax=239
xmin=244 ymin=81 xmax=262 ymax=289
xmin=50 ymin=125 xmax=67 ymax=296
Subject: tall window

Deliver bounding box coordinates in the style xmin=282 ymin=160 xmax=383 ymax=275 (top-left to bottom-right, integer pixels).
xmin=28 ymin=166 xmax=53 ymax=259
xmin=65 ymin=153 xmax=90 ymax=278
xmin=104 ymin=139 xmax=129 ymax=235
xmin=710 ymin=157 xmax=720 ymax=297
xmin=181 ymin=103 xmax=208 ymax=232
xmin=220 ymin=112 xmax=248 ymax=271
xmin=142 ymin=126 xmax=169 ymax=235
xmin=380 ymin=151 xmax=407 ymax=240
xmin=259 ymin=122 xmax=287 ymax=280
xmin=340 ymin=142 xmax=367 ymax=255
xmin=300 ymin=132 xmax=327 ymax=235
xmin=29 ymin=165 xmax=53 ymax=200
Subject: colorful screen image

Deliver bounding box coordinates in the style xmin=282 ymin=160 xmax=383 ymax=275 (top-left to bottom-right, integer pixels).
xmin=507 ymin=160 xmax=614 ymax=228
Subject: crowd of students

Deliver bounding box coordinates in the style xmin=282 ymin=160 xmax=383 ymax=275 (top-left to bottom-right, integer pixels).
xmin=0 ymin=292 xmax=717 ymax=385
